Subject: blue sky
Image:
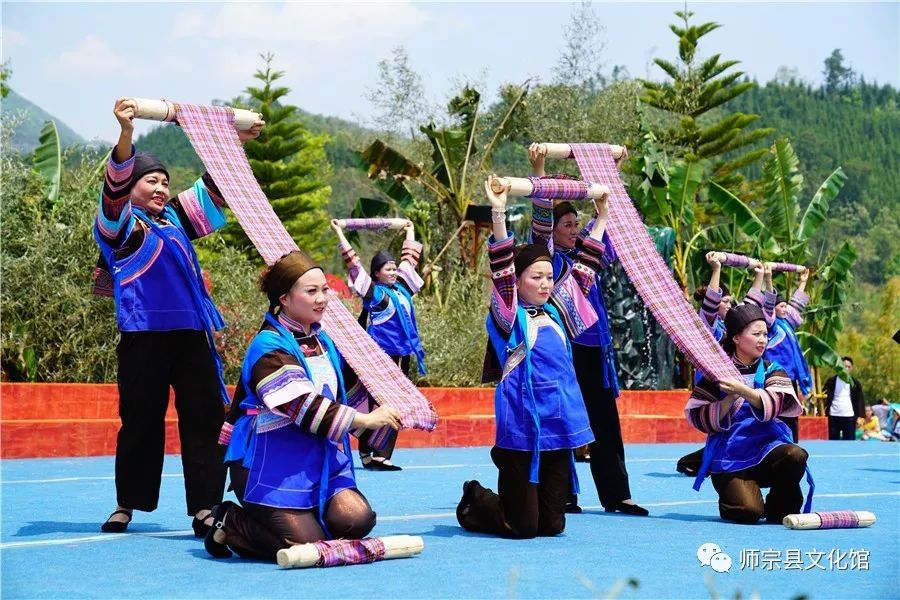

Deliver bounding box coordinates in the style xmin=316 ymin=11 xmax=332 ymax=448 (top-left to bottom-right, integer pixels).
xmin=2 ymin=1 xmax=898 ymax=143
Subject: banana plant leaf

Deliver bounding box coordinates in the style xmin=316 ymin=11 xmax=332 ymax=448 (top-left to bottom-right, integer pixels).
xmin=708 ymin=182 xmax=781 ymax=254
xmin=33 ymin=120 xmax=61 ymax=205
xmin=761 ymin=138 xmax=803 ymax=247
xmin=798 ymin=167 xmax=846 ymax=242
xmin=797 ymin=331 xmax=850 ymax=381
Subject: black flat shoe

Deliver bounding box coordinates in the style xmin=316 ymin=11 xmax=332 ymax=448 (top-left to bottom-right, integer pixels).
xmin=457 ymin=480 xmax=483 ymax=516
xmin=362 ymin=456 xmax=402 ymax=471
xmin=605 ymin=501 xmax=649 ymax=517
xmin=101 ymin=509 xmax=132 ymax=533
xmin=565 ymin=502 xmax=583 ymax=514
xmin=205 ymin=503 xmax=235 ymax=559
xmin=192 ymin=511 xmax=214 ymax=538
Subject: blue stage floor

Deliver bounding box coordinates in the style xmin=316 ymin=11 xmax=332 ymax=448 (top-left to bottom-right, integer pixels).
xmin=2 ymin=441 xmax=898 ymax=599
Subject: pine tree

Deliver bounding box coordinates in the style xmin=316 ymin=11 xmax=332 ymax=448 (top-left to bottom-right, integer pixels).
xmin=220 ymin=53 xmax=332 ymax=262
xmin=640 ymin=10 xmax=773 ymax=185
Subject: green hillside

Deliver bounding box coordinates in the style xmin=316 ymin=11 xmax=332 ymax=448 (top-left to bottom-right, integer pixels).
xmin=3 ymin=89 xmax=88 ymax=153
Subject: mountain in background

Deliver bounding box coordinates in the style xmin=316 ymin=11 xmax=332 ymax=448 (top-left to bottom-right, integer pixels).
xmin=3 ymin=89 xmax=89 ymax=153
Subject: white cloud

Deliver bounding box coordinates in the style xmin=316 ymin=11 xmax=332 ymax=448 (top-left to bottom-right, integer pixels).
xmin=45 ymin=35 xmax=130 ymax=76
xmin=1 ymin=27 xmax=27 ymax=49
xmin=171 ymin=2 xmax=431 ymax=48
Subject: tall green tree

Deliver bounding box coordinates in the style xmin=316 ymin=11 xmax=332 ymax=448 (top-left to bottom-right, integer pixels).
xmin=709 ymin=138 xmax=852 ymax=380
xmin=220 ymin=53 xmax=332 ymax=262
xmin=823 ymin=49 xmax=856 ymax=93
xmin=358 ymin=83 xmax=529 ymax=268
xmin=640 ymin=10 xmax=773 ymax=185
xmin=0 ymin=60 xmax=10 ymax=99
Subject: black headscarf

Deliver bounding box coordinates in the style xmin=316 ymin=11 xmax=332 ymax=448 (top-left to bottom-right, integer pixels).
xmin=553 ymin=201 xmax=578 ymax=223
xmin=513 ymin=243 xmax=552 ymax=278
xmin=722 ymin=304 xmax=766 ymax=355
xmin=131 ymin=152 xmax=170 ymax=185
xmin=370 ymin=250 xmax=395 ymax=276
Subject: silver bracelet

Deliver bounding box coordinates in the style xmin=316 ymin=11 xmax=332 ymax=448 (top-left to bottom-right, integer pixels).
xmin=491 ymin=208 xmax=506 ymax=223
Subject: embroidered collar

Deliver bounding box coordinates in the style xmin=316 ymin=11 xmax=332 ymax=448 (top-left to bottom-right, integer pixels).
xmin=731 ymin=354 xmax=760 ymax=370
xmin=277 ymin=312 xmax=321 ymax=335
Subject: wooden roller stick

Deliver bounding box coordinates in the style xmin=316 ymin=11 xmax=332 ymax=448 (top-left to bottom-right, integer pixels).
xmin=276 ymin=535 xmax=425 ymax=569
xmin=129 ymin=97 xmax=263 ymax=131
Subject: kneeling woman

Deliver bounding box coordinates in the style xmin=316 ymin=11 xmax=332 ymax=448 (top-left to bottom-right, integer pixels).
xmin=206 ymin=250 xmax=402 ymax=560
xmin=456 ymin=176 xmax=601 ymax=539
xmin=687 ymin=304 xmax=812 ymax=524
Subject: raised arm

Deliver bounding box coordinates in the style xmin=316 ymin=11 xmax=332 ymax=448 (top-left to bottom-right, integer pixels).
xmin=96 ymin=99 xmax=139 ymax=246
xmin=396 ymin=220 xmax=425 ymax=295
xmin=570 ymin=197 xmax=611 ymax=296
xmin=485 ymin=176 xmax=517 ymax=335
xmin=743 ymin=263 xmax=775 ymax=329
xmin=699 ymin=252 xmax=724 ymax=329
xmin=527 ymin=144 xmax=555 ymax=253
xmin=784 ymin=268 xmax=811 ymax=329
xmin=332 ymin=220 xmax=375 ymax=301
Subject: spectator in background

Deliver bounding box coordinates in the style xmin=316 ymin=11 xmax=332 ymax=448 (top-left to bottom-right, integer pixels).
xmin=824 ymin=357 xmax=865 ymax=441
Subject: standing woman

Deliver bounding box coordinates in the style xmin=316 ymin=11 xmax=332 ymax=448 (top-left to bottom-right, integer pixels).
xmin=97 ymin=99 xmax=263 ymax=533
xmin=330 ymin=219 xmax=425 ymax=471
xmin=206 ymin=250 xmax=402 ymax=560
xmin=528 ymin=144 xmax=648 ymax=516
xmin=686 ymin=304 xmax=811 ymax=524
xmin=455 ymin=176 xmax=599 ymax=539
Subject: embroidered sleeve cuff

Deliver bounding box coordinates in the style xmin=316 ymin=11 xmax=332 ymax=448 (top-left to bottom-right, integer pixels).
xmin=108 ymin=146 xmax=136 ymax=177
xmin=324 ymin=404 xmax=356 ymax=442
xmin=790 ymin=289 xmax=810 ymax=310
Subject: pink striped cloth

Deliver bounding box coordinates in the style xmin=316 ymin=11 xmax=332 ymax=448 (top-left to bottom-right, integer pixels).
xmin=719 ymin=252 xmax=756 ymax=269
xmin=815 ymin=511 xmax=861 ymax=529
xmin=175 ymin=103 xmax=436 ymax=431
xmin=341 ymin=218 xmax=398 ymax=231
xmin=569 ymin=144 xmax=740 ymax=383
xmin=175 ymin=104 xmax=299 ymax=265
xmin=525 ymin=177 xmax=591 ymax=200
xmin=312 ymin=537 xmax=387 ymax=567
xmin=769 ymin=262 xmax=806 ymax=273
xmin=719 ymin=252 xmax=804 ymax=273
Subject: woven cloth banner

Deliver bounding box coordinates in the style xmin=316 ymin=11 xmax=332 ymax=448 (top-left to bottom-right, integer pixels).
xmin=569 ymin=144 xmax=740 ymax=383
xmin=525 ymin=177 xmax=592 ymax=200
xmin=769 ymin=262 xmax=806 ymax=273
xmin=719 ymin=252 xmax=756 ymax=269
xmin=718 ymin=252 xmax=804 ymax=273
xmin=340 ymin=218 xmax=400 ymax=231
xmin=174 ymin=103 xmax=436 ymax=431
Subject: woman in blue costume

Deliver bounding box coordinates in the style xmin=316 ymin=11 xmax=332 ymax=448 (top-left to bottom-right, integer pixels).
xmin=764 ymin=266 xmax=813 ymax=443
xmin=686 ymin=304 xmax=812 ymax=524
xmin=97 ymin=99 xmax=262 ymax=535
xmin=331 ymin=219 xmax=426 ymax=471
xmin=204 ymin=250 xmax=402 ymax=560
xmin=677 ymin=255 xmax=774 ymax=476
xmin=527 ymin=144 xmax=648 ymax=516
xmin=455 ymin=176 xmax=603 ymax=539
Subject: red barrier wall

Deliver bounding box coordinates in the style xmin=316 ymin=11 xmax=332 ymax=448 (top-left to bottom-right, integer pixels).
xmin=0 ymin=383 xmax=827 ymax=458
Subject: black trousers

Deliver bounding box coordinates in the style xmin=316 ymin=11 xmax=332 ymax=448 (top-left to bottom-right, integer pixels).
xmin=572 ymin=344 xmax=631 ymax=508
xmin=115 ymin=330 xmax=226 ymax=514
xmin=781 ymin=416 xmax=799 ymax=443
xmin=710 ymin=443 xmax=808 ymax=524
xmin=358 ymin=354 xmax=410 ymax=459
xmin=828 ymin=415 xmax=857 ymax=440
xmin=458 ymin=447 xmax=570 ymax=538
xmin=222 ymin=464 xmax=376 ymax=561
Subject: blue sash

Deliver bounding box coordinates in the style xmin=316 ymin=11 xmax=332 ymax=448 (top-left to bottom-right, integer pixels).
xmin=381 ymin=285 xmax=427 ymax=375
xmin=694 ymin=360 xmax=814 ymax=513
